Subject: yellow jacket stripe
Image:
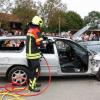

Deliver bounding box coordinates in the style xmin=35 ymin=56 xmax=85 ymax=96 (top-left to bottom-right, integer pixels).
xmin=29 ymin=36 xmax=31 ymax=54
xmin=26 ymin=55 xmax=41 ymax=59
xmin=26 ymin=53 xmax=41 ymax=57
xmin=27 ymin=33 xmax=35 ymax=37
xmin=26 ymin=35 xmax=41 ymax=59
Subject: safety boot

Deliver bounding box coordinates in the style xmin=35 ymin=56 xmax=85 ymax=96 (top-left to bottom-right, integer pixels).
xmin=36 ymin=83 xmax=41 ymax=87
xmin=29 ymin=78 xmax=40 ymax=92
xmin=28 ymin=86 xmax=40 ymax=92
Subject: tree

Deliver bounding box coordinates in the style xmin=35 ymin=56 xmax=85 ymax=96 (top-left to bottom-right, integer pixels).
xmin=48 ymin=10 xmax=66 ymax=32
xmin=65 ymin=11 xmax=83 ymax=30
xmin=0 ymin=0 xmax=13 ymax=13
xmin=84 ymin=11 xmax=100 ymax=25
xmin=36 ymin=0 xmax=67 ymax=32
xmin=0 ymin=0 xmax=14 ymax=30
xmin=12 ymin=0 xmax=37 ymax=25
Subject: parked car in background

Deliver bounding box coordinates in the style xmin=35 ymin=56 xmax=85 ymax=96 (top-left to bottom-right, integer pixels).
xmin=78 ymin=41 xmax=100 ymax=53
xmin=0 ymin=36 xmax=100 ymax=85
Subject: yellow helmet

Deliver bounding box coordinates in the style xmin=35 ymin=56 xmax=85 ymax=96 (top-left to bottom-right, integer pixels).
xmin=31 ymin=16 xmax=43 ymax=27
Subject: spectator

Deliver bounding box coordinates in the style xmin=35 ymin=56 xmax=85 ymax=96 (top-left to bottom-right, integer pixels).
xmin=4 ymin=40 xmax=13 ymax=47
xmin=89 ymin=32 xmax=94 ymax=41
xmin=92 ymin=33 xmax=99 ymax=41
xmin=82 ymin=33 xmax=89 ymax=42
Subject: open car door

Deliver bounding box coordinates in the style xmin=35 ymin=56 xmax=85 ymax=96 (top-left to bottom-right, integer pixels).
xmin=56 ymin=39 xmax=89 ymax=73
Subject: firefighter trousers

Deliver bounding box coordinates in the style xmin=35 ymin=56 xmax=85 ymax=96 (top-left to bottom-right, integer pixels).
xmin=27 ymin=59 xmax=40 ymax=79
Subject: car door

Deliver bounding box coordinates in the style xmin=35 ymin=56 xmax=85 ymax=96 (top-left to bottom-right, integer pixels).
xmin=66 ymin=40 xmax=89 ymax=68
xmin=55 ymin=39 xmax=89 ymax=73
xmin=0 ymin=38 xmax=25 ymax=76
xmin=40 ymin=40 xmax=59 ymax=76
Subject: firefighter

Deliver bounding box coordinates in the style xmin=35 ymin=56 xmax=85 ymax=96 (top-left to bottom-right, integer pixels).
xmin=26 ymin=16 xmax=44 ymax=92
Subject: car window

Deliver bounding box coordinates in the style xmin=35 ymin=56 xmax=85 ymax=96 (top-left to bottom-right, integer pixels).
xmin=55 ymin=40 xmax=73 ymax=51
xmin=40 ymin=39 xmax=54 ymax=54
xmin=64 ymin=40 xmax=88 ymax=57
xmin=69 ymin=42 xmax=86 ymax=54
xmin=0 ymin=39 xmax=25 ymax=51
xmin=55 ymin=39 xmax=88 ymax=54
xmin=56 ymin=41 xmax=66 ymax=49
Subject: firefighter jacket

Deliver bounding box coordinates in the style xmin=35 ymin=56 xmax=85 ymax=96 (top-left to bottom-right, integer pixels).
xmin=26 ymin=27 xmax=43 ymax=59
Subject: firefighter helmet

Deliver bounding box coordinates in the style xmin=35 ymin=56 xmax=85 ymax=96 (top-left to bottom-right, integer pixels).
xmin=32 ymin=16 xmax=43 ymax=27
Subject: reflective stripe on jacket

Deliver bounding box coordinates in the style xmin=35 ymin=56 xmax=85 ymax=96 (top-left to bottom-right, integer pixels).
xmin=26 ymin=27 xmax=43 ymax=59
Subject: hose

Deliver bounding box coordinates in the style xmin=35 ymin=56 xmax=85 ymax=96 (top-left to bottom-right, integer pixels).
xmin=0 ymin=55 xmax=51 ymax=99
xmin=0 ymin=92 xmax=24 ymax=100
xmin=11 ymin=56 xmax=52 ymax=96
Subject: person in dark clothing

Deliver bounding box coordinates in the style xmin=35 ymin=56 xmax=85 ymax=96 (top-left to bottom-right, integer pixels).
xmin=26 ymin=16 xmax=44 ymax=92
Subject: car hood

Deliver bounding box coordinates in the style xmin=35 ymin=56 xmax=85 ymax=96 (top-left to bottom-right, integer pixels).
xmin=93 ymin=53 xmax=100 ymax=60
xmin=72 ymin=20 xmax=100 ymax=41
xmin=73 ymin=25 xmax=90 ymax=40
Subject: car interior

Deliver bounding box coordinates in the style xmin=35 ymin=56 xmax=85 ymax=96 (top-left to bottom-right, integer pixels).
xmin=40 ymin=40 xmax=54 ymax=54
xmin=56 ymin=39 xmax=89 ymax=73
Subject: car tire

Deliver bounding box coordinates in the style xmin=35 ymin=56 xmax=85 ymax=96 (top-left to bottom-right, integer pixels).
xmin=96 ymin=68 xmax=100 ymax=81
xmin=7 ymin=66 xmax=29 ymax=85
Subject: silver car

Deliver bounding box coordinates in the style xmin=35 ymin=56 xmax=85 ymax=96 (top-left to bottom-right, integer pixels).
xmin=0 ymin=36 xmax=100 ymax=85
xmin=79 ymin=41 xmax=100 ymax=53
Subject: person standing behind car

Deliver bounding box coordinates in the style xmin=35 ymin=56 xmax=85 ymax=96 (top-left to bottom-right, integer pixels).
xmin=26 ymin=16 xmax=44 ymax=92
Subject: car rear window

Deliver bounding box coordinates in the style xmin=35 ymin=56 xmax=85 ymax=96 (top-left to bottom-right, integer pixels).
xmin=0 ymin=39 xmax=25 ymax=51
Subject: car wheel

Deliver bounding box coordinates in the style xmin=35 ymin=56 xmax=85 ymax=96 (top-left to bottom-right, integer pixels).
xmin=7 ymin=66 xmax=29 ymax=85
xmin=96 ymin=68 xmax=100 ymax=81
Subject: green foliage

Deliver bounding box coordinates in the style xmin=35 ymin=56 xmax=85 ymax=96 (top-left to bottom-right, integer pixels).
xmin=38 ymin=0 xmax=83 ymax=33
xmin=0 ymin=0 xmax=84 ymax=33
xmin=0 ymin=20 xmax=10 ymax=31
xmin=65 ymin=11 xmax=84 ymax=30
xmin=48 ymin=10 xmax=66 ymax=32
xmin=12 ymin=0 xmax=37 ymax=26
xmin=84 ymin=11 xmax=100 ymax=25
xmin=38 ymin=0 xmax=67 ymax=32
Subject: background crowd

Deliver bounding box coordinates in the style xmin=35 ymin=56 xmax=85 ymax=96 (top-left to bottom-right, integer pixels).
xmin=0 ymin=26 xmax=100 ymax=42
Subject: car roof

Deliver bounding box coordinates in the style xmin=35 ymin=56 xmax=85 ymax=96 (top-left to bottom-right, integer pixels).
xmin=0 ymin=36 xmax=26 ymax=40
xmin=79 ymin=41 xmax=100 ymax=45
xmin=0 ymin=35 xmax=72 ymax=41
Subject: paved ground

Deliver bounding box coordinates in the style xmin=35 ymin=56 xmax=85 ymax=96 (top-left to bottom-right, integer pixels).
xmin=0 ymin=76 xmax=100 ymax=100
